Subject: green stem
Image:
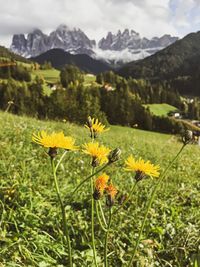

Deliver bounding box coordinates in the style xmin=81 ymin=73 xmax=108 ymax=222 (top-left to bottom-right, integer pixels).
xmin=104 ymin=208 xmax=112 ymax=267
xmin=113 ymin=182 xmax=138 ymax=216
xmin=55 ymin=150 xmax=68 ymax=173
xmin=98 ymin=200 xmax=107 ymax=227
xmin=71 ymin=163 xmax=109 ymax=198
xmin=96 ymin=202 xmax=108 ymax=232
xmin=51 ymin=159 xmax=73 ymax=267
xmin=127 ymin=144 xmax=186 ymax=267
xmin=91 ymin=169 xmax=98 ymax=267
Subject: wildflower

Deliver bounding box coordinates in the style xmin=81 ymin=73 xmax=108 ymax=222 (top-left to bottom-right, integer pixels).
xmin=85 ymin=116 xmax=109 ymax=138
xmin=32 ymin=131 xmax=78 ymax=158
xmin=124 ymin=155 xmax=160 ymax=181
xmin=108 ymin=148 xmax=121 ymax=163
xmin=93 ymin=173 xmax=109 ymax=200
xmin=182 ymin=130 xmax=193 ymax=145
xmin=106 ymin=184 xmax=118 ymax=207
xmin=82 ymin=142 xmax=110 ymax=167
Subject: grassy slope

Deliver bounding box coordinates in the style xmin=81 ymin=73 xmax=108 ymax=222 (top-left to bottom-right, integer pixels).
xmin=144 ymin=103 xmax=178 ymax=116
xmin=0 ymin=111 xmax=200 ymax=266
xmin=31 ymin=69 xmax=60 ymax=83
xmin=83 ymin=74 xmax=100 ymax=87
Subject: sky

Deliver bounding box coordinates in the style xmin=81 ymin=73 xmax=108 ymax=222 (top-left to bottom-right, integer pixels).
xmin=0 ymin=0 xmax=200 ymax=47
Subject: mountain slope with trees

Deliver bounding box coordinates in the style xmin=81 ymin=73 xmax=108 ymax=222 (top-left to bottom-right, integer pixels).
xmin=118 ymin=31 xmax=200 ymax=95
xmin=0 ymin=46 xmax=30 ymax=63
xmin=30 ymin=49 xmax=111 ymax=74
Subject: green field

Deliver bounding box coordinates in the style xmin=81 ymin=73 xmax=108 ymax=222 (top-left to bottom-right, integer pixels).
xmin=144 ymin=103 xmax=178 ymax=116
xmin=0 ymin=111 xmax=199 ymax=266
xmin=32 ymin=69 xmax=60 ymax=83
xmin=83 ymin=74 xmax=101 ymax=87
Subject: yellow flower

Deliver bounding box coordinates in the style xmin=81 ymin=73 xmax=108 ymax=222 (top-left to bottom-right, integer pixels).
xmin=106 ymin=183 xmax=118 ymax=206
xmin=85 ymin=116 xmax=109 ymax=136
xmin=32 ymin=130 xmax=78 ymax=150
xmin=82 ymin=142 xmax=110 ymax=166
xmin=106 ymin=184 xmax=118 ymax=199
xmin=95 ymin=173 xmax=109 ymax=195
xmin=124 ymin=155 xmax=160 ymax=180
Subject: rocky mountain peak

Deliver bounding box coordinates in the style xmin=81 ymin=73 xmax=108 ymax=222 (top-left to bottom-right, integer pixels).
xmin=10 ymin=24 xmax=95 ymax=57
xmin=10 ymin=25 xmax=178 ymax=64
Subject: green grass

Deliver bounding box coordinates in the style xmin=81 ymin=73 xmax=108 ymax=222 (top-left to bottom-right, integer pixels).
xmin=31 ymin=69 xmax=60 ymax=97
xmin=0 ymin=112 xmax=199 ymax=266
xmin=32 ymin=69 xmax=60 ymax=83
xmin=83 ymin=74 xmax=100 ymax=87
xmin=144 ymin=103 xmax=178 ymax=116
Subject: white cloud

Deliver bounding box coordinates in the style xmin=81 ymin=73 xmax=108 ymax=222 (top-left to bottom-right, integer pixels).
xmin=0 ymin=0 xmax=198 ymax=47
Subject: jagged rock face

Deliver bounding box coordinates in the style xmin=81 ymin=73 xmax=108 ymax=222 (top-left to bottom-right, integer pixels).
xmin=49 ymin=25 xmax=95 ymax=55
xmin=10 ymin=25 xmax=178 ymax=64
xmin=98 ymin=29 xmax=178 ymax=51
xmin=26 ymin=29 xmax=49 ymax=57
xmin=10 ymin=25 xmax=96 ymax=57
xmin=10 ymin=34 xmax=27 ymax=55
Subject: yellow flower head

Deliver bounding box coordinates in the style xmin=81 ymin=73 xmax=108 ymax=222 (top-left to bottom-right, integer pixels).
xmin=124 ymin=155 xmax=160 ymax=180
xmin=95 ymin=173 xmax=109 ymax=195
xmin=82 ymin=142 xmax=110 ymax=166
xmin=32 ymin=130 xmax=78 ymax=150
xmin=106 ymin=184 xmax=118 ymax=199
xmin=85 ymin=116 xmax=109 ymax=137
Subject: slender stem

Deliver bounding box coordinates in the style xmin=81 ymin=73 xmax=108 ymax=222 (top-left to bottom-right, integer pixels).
xmin=98 ymin=200 xmax=107 ymax=227
xmin=104 ymin=208 xmax=112 ymax=267
xmin=91 ymin=168 xmax=98 ymax=267
xmin=71 ymin=163 xmax=109 ymax=198
xmin=55 ymin=150 xmax=68 ymax=173
xmin=51 ymin=159 xmax=73 ymax=267
xmin=113 ymin=182 xmax=138 ymax=216
xmin=96 ymin=202 xmax=108 ymax=232
xmin=127 ymin=144 xmax=186 ymax=267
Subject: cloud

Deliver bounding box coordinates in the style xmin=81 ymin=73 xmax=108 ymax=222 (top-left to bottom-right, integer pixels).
xmin=0 ymin=0 xmax=198 ymax=47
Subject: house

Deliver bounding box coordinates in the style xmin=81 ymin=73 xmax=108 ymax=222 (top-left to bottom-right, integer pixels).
xmin=168 ymin=110 xmax=181 ymax=119
xmin=103 ymin=83 xmax=115 ymax=91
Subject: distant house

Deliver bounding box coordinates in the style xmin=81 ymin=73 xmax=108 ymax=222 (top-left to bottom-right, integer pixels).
xmin=103 ymin=83 xmax=114 ymax=91
xmin=192 ymin=120 xmax=200 ymax=128
xmin=168 ymin=110 xmax=181 ymax=119
xmin=47 ymin=82 xmax=57 ymax=90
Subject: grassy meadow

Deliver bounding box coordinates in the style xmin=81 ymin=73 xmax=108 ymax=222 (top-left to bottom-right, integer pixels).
xmin=143 ymin=104 xmax=178 ymax=117
xmin=0 ymin=112 xmax=200 ymax=266
xmin=31 ymin=69 xmax=60 ymax=84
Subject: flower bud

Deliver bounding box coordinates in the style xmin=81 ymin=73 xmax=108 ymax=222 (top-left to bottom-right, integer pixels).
xmin=108 ymin=148 xmax=121 ymax=163
xmin=134 ymin=170 xmax=145 ymax=182
xmin=106 ymin=195 xmax=114 ymax=207
xmin=92 ymin=157 xmax=99 ymax=167
xmin=48 ymin=147 xmax=57 ymax=158
xmin=93 ymin=189 xmax=101 ymax=200
xmin=86 ymin=116 xmax=93 ymax=129
xmin=182 ymin=130 xmax=193 ymax=145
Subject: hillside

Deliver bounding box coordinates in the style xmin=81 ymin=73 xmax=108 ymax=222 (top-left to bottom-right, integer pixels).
xmin=0 ymin=111 xmax=199 ymax=266
xmin=30 ymin=48 xmax=111 ymax=74
xmin=118 ymin=31 xmax=200 ymax=95
xmin=143 ymin=103 xmax=178 ymax=116
xmin=0 ymin=45 xmax=31 ymax=63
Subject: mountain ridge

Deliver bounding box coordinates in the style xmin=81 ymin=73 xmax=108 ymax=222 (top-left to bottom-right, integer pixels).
xmin=117 ymin=31 xmax=200 ymax=95
xmin=10 ymin=24 xmax=178 ymax=64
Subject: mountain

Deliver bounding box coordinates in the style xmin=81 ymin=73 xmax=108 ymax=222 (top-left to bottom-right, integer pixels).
xmin=30 ymin=48 xmax=111 ymax=74
xmin=95 ymin=29 xmax=178 ymax=63
xmin=11 ymin=24 xmax=96 ymax=58
xmin=10 ymin=25 xmax=178 ymax=64
xmin=118 ymin=31 xmax=200 ymax=95
xmin=118 ymin=31 xmax=200 ymax=79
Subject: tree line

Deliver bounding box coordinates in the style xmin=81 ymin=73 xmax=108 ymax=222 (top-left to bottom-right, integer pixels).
xmin=0 ymin=65 xmax=193 ymax=134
